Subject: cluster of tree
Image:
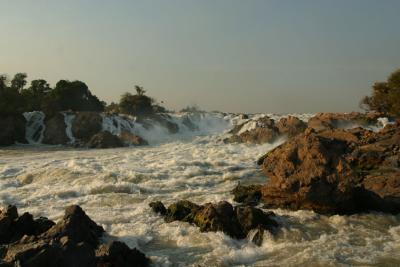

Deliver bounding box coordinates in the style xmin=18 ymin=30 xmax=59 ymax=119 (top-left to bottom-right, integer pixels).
xmin=0 ymin=73 xmax=104 ymax=116
xmin=361 ymin=69 xmax=400 ymax=117
xmin=106 ymin=85 xmax=167 ymax=116
xmin=0 ymin=73 xmax=167 ymax=117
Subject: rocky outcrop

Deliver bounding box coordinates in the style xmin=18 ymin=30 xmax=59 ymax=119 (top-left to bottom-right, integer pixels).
xmin=307 ymin=112 xmax=382 ymax=131
xmin=256 ymin=122 xmax=400 ymax=214
xmin=276 ymin=116 xmax=307 ymax=138
xmin=226 ymin=116 xmax=309 ymax=144
xmin=43 ymin=113 xmax=69 ymax=145
xmin=0 ymin=205 xmax=149 ymax=267
xmin=72 ymin=112 xmax=103 ymax=142
xmin=0 ymin=115 xmax=26 ymax=146
xmin=87 ymin=131 xmax=124 ymax=149
xmin=149 ymin=200 xmax=278 ymax=245
xmin=225 ymin=116 xmax=280 ymax=144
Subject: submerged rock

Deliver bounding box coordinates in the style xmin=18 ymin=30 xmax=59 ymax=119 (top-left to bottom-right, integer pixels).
xmin=150 ymin=200 xmax=278 ymax=245
xmin=0 ymin=205 xmax=150 ymax=267
xmin=258 ymin=122 xmax=400 ymax=214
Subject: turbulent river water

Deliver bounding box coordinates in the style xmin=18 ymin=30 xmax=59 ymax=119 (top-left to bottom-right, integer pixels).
xmin=0 ymin=113 xmax=399 ymax=266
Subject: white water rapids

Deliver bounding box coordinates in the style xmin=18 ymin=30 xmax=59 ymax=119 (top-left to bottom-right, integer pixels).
xmin=1 ymin=112 xmax=399 ymax=266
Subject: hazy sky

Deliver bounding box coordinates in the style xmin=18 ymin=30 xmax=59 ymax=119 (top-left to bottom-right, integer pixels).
xmin=1 ymin=0 xmax=400 ymax=113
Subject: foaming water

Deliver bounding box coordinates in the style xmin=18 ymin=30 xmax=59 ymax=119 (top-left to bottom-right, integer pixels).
xmin=1 ymin=114 xmax=399 ymax=266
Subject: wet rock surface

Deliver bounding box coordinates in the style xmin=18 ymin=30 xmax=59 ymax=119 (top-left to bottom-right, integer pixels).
xmin=149 ymin=200 xmax=278 ymax=245
xmin=256 ymin=122 xmax=400 ymax=214
xmin=0 ymin=205 xmax=149 ymax=267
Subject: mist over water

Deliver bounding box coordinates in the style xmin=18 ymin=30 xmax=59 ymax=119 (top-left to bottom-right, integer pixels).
xmin=1 ymin=113 xmax=399 ymax=266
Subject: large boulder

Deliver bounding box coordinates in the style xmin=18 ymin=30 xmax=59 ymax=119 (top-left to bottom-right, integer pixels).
xmin=87 ymin=131 xmax=124 ymax=149
xmin=0 ymin=115 xmax=26 ymax=146
xmin=257 ymin=122 xmax=400 ymax=214
xmin=0 ymin=205 xmax=150 ymax=267
xmin=72 ymin=112 xmax=103 ymax=142
xmin=150 ymin=200 xmax=278 ymax=245
xmin=43 ymin=113 xmax=69 ymax=145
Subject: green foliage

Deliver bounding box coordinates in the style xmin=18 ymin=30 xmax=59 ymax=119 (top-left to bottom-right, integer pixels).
xmin=119 ymin=90 xmax=154 ymax=116
xmin=50 ymin=80 xmax=104 ymax=112
xmin=0 ymin=72 xmax=105 ymax=116
xmin=361 ymin=69 xmax=400 ymax=117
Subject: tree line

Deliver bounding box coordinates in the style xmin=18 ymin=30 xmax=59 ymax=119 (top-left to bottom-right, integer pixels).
xmin=1 ymin=69 xmax=399 ymax=118
xmin=0 ymin=73 xmax=165 ymax=117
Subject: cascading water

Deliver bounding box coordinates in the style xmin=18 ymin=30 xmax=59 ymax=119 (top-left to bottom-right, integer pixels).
xmin=63 ymin=113 xmax=76 ymax=144
xmin=23 ymin=111 xmax=46 ymax=144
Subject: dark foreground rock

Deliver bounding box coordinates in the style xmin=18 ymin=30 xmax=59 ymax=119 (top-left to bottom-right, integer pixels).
xmin=0 ymin=114 xmax=26 ymax=146
xmin=0 ymin=205 xmax=149 ymax=267
xmin=149 ymin=200 xmax=278 ymax=245
xmin=255 ymin=122 xmax=400 ymax=214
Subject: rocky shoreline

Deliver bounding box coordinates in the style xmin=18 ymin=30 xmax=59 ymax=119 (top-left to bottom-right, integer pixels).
xmin=0 ymin=205 xmax=149 ymax=267
xmin=0 ymin=111 xmax=399 ymax=265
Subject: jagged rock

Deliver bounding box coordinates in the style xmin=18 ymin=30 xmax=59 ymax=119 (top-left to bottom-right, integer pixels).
xmin=43 ymin=113 xmax=69 ymax=145
xmin=0 ymin=205 xmax=150 ymax=267
xmin=276 ymin=116 xmax=307 ymax=137
xmin=0 ymin=115 xmax=26 ymax=146
xmin=87 ymin=131 xmax=124 ymax=149
xmin=151 ymin=200 xmax=278 ymax=245
xmin=232 ymin=184 xmax=262 ymax=205
xmin=258 ymin=122 xmax=400 ymax=214
xmin=119 ymin=131 xmax=148 ymax=146
xmin=193 ymin=201 xmax=244 ymax=239
xmin=0 ymin=205 xmax=18 ymax=243
xmin=96 ymin=241 xmax=149 ymax=267
xmin=42 ymin=205 xmax=104 ymax=248
xmin=72 ymin=112 xmax=103 ymax=142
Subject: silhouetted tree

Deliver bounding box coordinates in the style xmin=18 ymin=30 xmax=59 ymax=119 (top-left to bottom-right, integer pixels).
xmin=361 ymin=69 xmax=400 ymax=116
xmin=50 ymin=80 xmax=104 ymax=112
xmin=10 ymin=73 xmax=27 ymax=92
xmin=135 ymin=85 xmax=146 ymax=96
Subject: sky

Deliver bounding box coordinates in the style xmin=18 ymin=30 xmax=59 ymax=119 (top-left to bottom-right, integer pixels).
xmin=1 ymin=0 xmax=400 ymax=113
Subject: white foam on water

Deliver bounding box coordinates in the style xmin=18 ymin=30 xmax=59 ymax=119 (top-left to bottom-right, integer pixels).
xmin=63 ymin=113 xmax=76 ymax=144
xmin=1 ymin=112 xmax=399 ymax=266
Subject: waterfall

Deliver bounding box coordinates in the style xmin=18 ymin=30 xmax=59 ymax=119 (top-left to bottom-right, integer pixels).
xmin=23 ymin=111 xmax=46 ymax=144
